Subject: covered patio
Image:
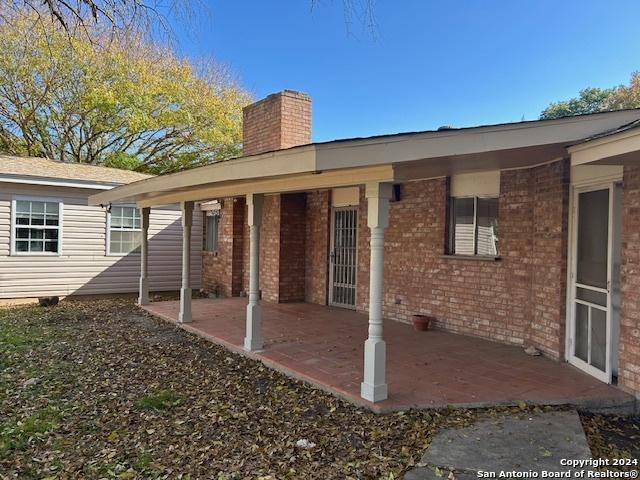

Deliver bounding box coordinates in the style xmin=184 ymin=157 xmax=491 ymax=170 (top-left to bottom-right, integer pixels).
xmin=89 ymin=107 xmax=640 ymax=409
xmin=141 ymin=297 xmax=632 ymax=412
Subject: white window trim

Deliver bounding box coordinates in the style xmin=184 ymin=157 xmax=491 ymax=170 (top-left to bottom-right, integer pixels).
xmin=449 ymin=195 xmax=499 ymax=257
xmin=10 ymin=195 xmax=64 ymax=256
xmin=106 ymin=204 xmax=142 ymax=256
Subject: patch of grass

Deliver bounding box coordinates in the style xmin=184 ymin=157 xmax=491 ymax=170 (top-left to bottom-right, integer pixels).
xmin=0 ymin=406 xmax=62 ymax=453
xmin=133 ymin=451 xmax=158 ymax=475
xmin=137 ymin=390 xmax=182 ymax=410
xmin=0 ymin=329 xmax=47 ymax=349
xmin=0 ymin=311 xmax=49 ymax=372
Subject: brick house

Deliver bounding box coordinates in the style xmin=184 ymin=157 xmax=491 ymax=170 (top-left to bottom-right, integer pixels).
xmin=91 ymin=90 xmax=640 ymax=404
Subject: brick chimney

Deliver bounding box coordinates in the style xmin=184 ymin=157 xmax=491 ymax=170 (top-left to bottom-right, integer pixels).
xmin=242 ymin=90 xmax=312 ymax=156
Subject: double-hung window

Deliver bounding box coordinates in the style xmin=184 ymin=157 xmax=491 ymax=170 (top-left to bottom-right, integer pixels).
xmin=448 ymin=171 xmax=500 ymax=257
xmin=449 ymin=196 xmax=499 ymax=256
xmin=12 ymin=199 xmax=62 ymax=254
xmin=108 ymin=206 xmax=141 ymax=254
xmin=204 ymin=211 xmax=220 ymax=252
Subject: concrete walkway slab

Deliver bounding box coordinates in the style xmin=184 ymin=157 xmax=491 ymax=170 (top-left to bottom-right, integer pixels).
xmin=406 ymin=411 xmax=592 ymax=479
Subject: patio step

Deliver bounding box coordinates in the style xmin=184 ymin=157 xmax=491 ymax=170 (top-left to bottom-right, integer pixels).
xmin=404 ymin=411 xmax=592 ymax=480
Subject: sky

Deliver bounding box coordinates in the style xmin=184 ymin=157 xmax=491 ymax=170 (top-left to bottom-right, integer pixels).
xmin=169 ymin=0 xmax=640 ymax=142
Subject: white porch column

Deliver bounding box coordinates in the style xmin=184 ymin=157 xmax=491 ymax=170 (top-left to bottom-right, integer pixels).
xmin=244 ymin=193 xmax=264 ymax=351
xmin=361 ymin=182 xmax=392 ymax=402
xmin=178 ymin=201 xmax=194 ymax=323
xmin=138 ymin=207 xmax=150 ymax=306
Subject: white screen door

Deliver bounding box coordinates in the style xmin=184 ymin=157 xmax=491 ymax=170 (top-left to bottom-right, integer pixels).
xmin=329 ymin=207 xmax=358 ymax=308
xmin=569 ymin=185 xmax=616 ymax=382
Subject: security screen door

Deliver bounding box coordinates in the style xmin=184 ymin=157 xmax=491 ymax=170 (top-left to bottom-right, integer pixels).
xmin=569 ymin=185 xmax=616 ymax=383
xmin=329 ymin=207 xmax=358 ymax=308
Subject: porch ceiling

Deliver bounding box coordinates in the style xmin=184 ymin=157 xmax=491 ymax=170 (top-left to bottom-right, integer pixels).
xmin=88 ymin=109 xmax=640 ymax=207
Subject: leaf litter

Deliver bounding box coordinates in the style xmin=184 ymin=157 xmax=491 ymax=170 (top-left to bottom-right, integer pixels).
xmin=0 ymin=298 xmax=635 ymax=479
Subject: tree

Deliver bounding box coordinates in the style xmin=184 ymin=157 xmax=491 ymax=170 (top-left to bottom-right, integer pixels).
xmin=0 ymin=12 xmax=251 ymax=173
xmin=0 ymin=0 xmax=375 ymax=35
xmin=539 ymin=87 xmax=616 ymax=120
xmin=606 ymin=72 xmax=640 ymax=111
xmin=3 ymin=0 xmax=375 ymax=37
xmin=1 ymin=0 xmax=194 ymax=38
xmin=540 ymin=72 xmax=640 ymax=120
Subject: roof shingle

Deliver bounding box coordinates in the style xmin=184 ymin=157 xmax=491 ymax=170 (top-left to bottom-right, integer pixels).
xmin=0 ymin=155 xmax=152 ymax=185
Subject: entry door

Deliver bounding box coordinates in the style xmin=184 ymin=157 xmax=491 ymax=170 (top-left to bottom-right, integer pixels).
xmin=329 ymin=207 xmax=358 ymax=308
xmin=569 ymin=184 xmax=619 ymax=383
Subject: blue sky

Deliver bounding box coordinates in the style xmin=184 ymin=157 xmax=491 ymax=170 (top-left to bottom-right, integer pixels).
xmin=170 ymin=1 xmax=640 ymax=142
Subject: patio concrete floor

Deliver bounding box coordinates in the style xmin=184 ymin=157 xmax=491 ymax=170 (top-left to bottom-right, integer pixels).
xmin=141 ymin=298 xmax=633 ymax=412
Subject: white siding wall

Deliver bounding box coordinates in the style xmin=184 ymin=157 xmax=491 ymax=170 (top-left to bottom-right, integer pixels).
xmin=0 ymin=182 xmax=202 ymax=298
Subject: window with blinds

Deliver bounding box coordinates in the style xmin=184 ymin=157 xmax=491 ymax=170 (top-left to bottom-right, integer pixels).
xmin=449 ymin=197 xmax=499 ymax=256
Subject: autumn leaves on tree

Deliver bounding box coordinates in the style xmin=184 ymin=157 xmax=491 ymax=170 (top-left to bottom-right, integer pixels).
xmin=0 ymin=10 xmax=251 ymax=174
xmin=540 ymin=72 xmax=640 ymax=120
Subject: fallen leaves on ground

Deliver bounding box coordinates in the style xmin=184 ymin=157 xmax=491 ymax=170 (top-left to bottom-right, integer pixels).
xmin=580 ymin=411 xmax=640 ymax=470
xmin=0 ymin=299 xmax=636 ymax=479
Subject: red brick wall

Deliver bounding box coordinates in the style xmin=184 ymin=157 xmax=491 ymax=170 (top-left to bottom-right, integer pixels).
xmin=305 ymin=191 xmax=330 ymax=305
xmin=239 ymin=193 xmax=306 ymax=303
xmin=529 ymin=160 xmax=570 ymax=358
xmin=230 ymin=90 xmax=312 ymax=301
xmin=230 ymin=198 xmax=245 ymax=295
xmin=201 ymin=198 xmax=245 ymax=297
xmin=243 ymin=95 xmax=280 ymax=156
xmin=619 ymin=164 xmax=640 ymax=395
xmin=258 ymin=195 xmax=281 ymax=302
xmin=242 ymin=90 xmax=311 ymax=156
xmin=498 ymin=168 xmax=535 ymax=343
xmin=279 ymin=193 xmax=307 ymax=302
xmin=206 ymin=159 xmax=572 ymax=360
xmin=201 ymin=202 xmax=233 ymax=297
xmin=352 ymin=160 xmax=569 ymax=358
xmin=279 ymin=92 xmax=312 ymax=150
xmin=355 ymin=178 xmax=531 ymax=345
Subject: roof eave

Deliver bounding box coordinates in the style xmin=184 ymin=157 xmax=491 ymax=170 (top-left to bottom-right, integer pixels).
xmin=569 ymin=123 xmax=640 ymax=166
xmin=89 ymin=145 xmax=318 ymax=206
xmin=89 ymin=108 xmax=640 ymax=207
xmin=0 ymin=173 xmax=124 ymax=190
